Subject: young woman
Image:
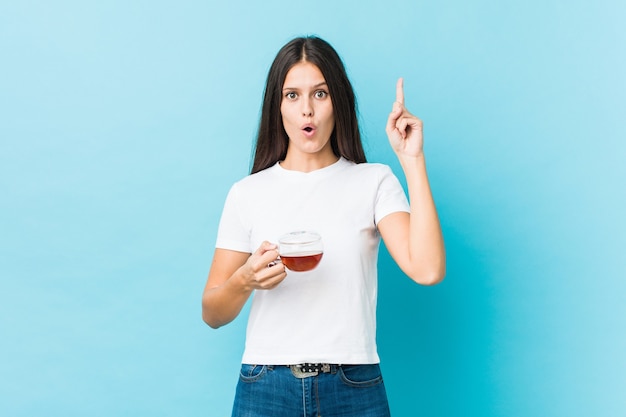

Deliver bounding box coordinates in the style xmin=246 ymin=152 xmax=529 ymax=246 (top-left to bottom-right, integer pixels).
xmin=202 ymin=36 xmax=445 ymax=417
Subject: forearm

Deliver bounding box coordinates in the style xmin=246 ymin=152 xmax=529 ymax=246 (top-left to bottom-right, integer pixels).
xmin=202 ymin=268 xmax=253 ymax=329
xmin=202 ymin=244 xmax=286 ymax=328
xmin=399 ymin=154 xmax=446 ymax=284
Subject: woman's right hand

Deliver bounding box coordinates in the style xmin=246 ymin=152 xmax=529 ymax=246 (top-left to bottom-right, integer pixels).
xmin=202 ymin=241 xmax=287 ymax=328
xmin=239 ymin=241 xmax=287 ymax=291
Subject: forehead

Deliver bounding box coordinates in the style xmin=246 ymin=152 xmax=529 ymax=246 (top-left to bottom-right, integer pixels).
xmin=283 ymin=61 xmax=326 ymax=88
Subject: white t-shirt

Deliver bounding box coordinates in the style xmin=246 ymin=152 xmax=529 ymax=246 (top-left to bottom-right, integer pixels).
xmin=216 ymin=157 xmax=410 ymax=365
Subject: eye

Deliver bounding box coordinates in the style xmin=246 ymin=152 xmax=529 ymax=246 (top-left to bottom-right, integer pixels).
xmin=314 ymin=90 xmax=328 ymax=99
xmin=285 ymin=91 xmax=298 ymax=100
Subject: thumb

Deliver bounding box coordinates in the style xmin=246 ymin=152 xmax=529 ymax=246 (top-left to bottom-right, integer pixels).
xmin=386 ymin=102 xmax=403 ymax=134
xmin=255 ymin=241 xmax=278 ymax=256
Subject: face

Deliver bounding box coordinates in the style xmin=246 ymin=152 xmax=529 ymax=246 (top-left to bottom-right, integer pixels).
xmin=280 ymin=61 xmax=335 ymax=159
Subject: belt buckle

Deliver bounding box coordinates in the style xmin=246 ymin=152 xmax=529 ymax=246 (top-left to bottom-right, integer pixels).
xmin=290 ymin=365 xmax=318 ymax=378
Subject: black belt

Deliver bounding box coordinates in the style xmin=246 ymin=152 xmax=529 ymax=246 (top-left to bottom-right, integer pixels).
xmin=288 ymin=363 xmax=340 ymax=378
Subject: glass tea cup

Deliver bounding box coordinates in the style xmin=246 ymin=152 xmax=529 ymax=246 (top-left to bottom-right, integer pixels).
xmin=278 ymin=231 xmax=323 ymax=272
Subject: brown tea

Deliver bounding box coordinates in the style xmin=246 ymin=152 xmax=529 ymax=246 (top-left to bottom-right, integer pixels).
xmin=281 ymin=252 xmax=323 ymax=272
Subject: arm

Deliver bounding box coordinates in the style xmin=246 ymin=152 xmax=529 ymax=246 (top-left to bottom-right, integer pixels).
xmin=378 ymin=78 xmax=446 ymax=285
xmin=201 ymin=242 xmax=286 ymax=328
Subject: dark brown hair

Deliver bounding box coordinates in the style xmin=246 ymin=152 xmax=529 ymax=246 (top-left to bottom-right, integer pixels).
xmin=251 ymin=36 xmax=366 ymax=174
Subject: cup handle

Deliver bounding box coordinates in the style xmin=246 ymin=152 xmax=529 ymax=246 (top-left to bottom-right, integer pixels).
xmin=267 ymin=257 xmax=282 ymax=268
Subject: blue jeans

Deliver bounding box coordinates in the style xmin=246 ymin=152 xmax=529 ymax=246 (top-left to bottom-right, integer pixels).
xmin=231 ymin=364 xmax=391 ymax=417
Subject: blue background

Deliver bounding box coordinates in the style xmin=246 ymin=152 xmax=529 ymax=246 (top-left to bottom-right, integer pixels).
xmin=1 ymin=1 xmax=624 ymax=416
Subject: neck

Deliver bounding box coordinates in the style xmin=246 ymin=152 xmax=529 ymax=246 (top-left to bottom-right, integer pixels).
xmin=280 ymin=151 xmax=339 ymax=173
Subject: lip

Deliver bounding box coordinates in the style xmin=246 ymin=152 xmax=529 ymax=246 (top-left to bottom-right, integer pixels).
xmin=301 ymin=123 xmax=317 ymax=137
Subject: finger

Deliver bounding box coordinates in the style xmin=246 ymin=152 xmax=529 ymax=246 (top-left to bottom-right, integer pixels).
xmin=259 ymin=272 xmax=287 ymax=290
xmin=256 ymin=268 xmax=287 ymax=289
xmin=251 ymin=249 xmax=280 ymax=272
xmin=253 ymin=241 xmax=277 ymax=260
xmin=266 ymin=258 xmax=283 ymax=269
xmin=259 ymin=249 xmax=280 ymax=266
xmin=396 ymin=78 xmax=405 ymax=106
xmin=403 ymin=114 xmax=423 ymax=131
xmin=396 ymin=117 xmax=409 ymax=139
xmin=386 ymin=102 xmax=403 ymax=134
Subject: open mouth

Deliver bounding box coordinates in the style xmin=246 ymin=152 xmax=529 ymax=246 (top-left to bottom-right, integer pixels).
xmin=303 ymin=127 xmax=314 ymax=133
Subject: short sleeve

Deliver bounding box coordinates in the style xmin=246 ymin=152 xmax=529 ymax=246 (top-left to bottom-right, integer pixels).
xmin=374 ymin=165 xmax=410 ymax=225
xmin=215 ymin=183 xmax=252 ymax=253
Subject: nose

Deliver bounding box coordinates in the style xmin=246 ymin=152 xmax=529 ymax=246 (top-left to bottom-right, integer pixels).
xmin=301 ymin=98 xmax=314 ymax=117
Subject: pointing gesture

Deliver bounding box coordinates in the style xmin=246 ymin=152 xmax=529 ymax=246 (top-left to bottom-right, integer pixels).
xmin=386 ymin=78 xmax=424 ymax=158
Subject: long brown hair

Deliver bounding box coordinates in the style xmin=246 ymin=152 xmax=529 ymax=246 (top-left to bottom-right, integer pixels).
xmin=251 ymin=36 xmax=366 ymax=174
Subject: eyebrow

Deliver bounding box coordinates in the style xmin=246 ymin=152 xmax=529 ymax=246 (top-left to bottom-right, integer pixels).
xmin=282 ymin=81 xmax=328 ymax=91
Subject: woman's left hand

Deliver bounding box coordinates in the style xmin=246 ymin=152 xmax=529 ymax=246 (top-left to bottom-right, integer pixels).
xmin=385 ymin=78 xmax=424 ymax=159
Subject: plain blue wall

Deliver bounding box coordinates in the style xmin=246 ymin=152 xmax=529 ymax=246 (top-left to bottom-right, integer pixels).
xmin=1 ymin=1 xmax=624 ymax=416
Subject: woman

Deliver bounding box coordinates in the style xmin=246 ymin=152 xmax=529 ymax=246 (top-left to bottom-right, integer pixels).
xmin=202 ymin=36 xmax=445 ymax=417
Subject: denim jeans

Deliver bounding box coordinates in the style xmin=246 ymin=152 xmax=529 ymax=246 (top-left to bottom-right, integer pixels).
xmin=231 ymin=363 xmax=391 ymax=417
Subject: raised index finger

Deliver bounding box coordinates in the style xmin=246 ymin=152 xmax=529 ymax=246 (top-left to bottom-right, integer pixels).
xmin=396 ymin=78 xmax=405 ymax=105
